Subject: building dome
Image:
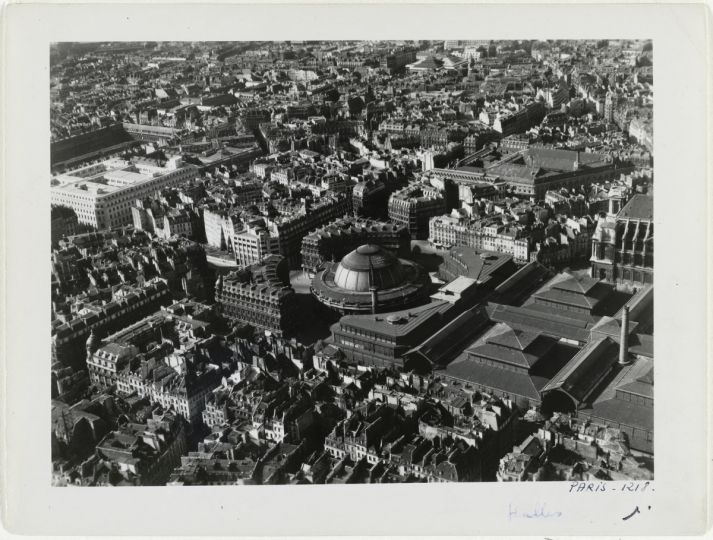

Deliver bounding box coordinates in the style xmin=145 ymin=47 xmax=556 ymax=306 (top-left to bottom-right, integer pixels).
xmin=311 ymin=244 xmax=432 ymax=315
xmin=333 ymin=244 xmax=405 ymax=292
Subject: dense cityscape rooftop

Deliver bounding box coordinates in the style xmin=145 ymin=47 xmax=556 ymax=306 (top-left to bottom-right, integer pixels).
xmin=50 ymin=39 xmax=654 ymax=487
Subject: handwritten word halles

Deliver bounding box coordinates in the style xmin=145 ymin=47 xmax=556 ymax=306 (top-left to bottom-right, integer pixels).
xmin=508 ymin=502 xmax=563 ymax=520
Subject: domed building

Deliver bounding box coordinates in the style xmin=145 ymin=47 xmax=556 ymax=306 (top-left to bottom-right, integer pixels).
xmin=311 ymin=244 xmax=432 ymax=314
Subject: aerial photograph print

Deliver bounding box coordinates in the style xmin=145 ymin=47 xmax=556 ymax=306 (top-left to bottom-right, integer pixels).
xmin=49 ymin=39 xmax=654 ymax=487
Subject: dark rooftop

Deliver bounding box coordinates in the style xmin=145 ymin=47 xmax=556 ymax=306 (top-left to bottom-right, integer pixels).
xmin=617 ymin=194 xmax=653 ymax=220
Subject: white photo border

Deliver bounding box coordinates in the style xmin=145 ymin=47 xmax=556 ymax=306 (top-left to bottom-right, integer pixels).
xmin=1 ymin=1 xmax=710 ymax=536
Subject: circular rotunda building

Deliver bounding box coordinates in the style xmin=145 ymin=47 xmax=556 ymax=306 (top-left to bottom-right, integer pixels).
xmin=311 ymin=244 xmax=432 ymax=314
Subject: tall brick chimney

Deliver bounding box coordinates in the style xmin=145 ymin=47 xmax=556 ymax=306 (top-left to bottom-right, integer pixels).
xmin=619 ymin=306 xmax=630 ymax=365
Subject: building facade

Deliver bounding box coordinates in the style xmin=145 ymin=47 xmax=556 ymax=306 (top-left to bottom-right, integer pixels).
xmin=590 ymin=195 xmax=653 ymax=286
xmin=234 ymin=220 xmax=281 ymax=267
xmin=215 ymin=260 xmax=298 ymax=335
xmin=301 ymin=217 xmax=410 ymax=273
xmin=388 ymin=184 xmax=446 ymax=240
xmin=51 ymin=157 xmax=199 ymax=230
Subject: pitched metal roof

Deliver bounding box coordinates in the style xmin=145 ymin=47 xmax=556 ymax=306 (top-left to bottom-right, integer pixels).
xmin=617 ymin=194 xmax=653 ymax=220
xmin=445 ymin=354 xmax=543 ymax=401
xmin=485 ymin=325 xmax=540 ymax=353
xmin=487 ymin=302 xmax=594 ymax=343
xmin=540 ymin=337 xmax=619 ymax=403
